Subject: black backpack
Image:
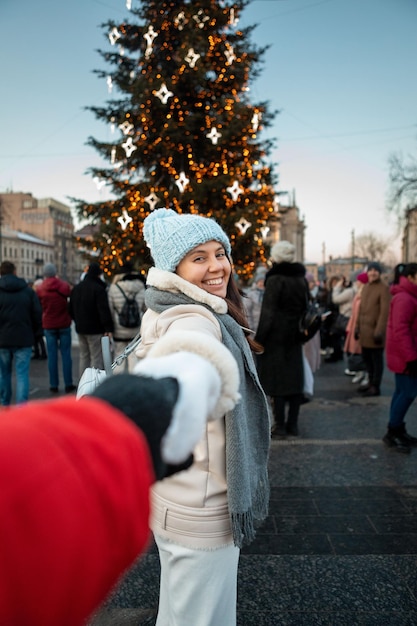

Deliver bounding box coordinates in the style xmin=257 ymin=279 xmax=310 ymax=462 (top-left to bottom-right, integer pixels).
xmin=115 ymin=283 xmax=141 ymax=328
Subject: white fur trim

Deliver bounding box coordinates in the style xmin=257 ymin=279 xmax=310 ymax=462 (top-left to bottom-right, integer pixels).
xmin=146 ymin=267 xmax=228 ymax=315
xmin=144 ymin=330 xmax=240 ymax=420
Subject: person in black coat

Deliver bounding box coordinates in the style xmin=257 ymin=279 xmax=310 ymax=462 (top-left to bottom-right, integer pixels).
xmin=0 ymin=261 xmax=42 ymax=405
xmin=69 ymin=262 xmax=114 ymax=375
xmin=255 ymin=241 xmax=309 ymax=437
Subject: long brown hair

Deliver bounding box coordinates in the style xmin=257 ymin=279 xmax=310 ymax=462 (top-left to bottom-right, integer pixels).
xmin=225 ymin=277 xmax=263 ymax=353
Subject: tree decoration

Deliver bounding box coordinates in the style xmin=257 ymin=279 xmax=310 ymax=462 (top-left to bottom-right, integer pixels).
xmin=144 ymin=191 xmax=161 ymax=210
xmin=76 ymin=0 xmax=278 ymax=281
xmin=119 ymin=120 xmax=134 ymax=135
xmin=229 ymin=8 xmax=239 ymax=26
xmin=126 ymin=0 xmax=132 ymax=9
xmin=251 ymin=112 xmax=261 ymax=132
xmin=224 ymin=44 xmax=236 ymax=66
xmin=227 ymin=180 xmax=244 ymax=201
xmin=106 ymin=76 xmax=113 ymax=94
xmin=118 ymin=210 xmax=133 ymax=230
xmin=192 ymin=9 xmax=209 ymax=29
xmin=260 ymin=226 xmax=270 ymax=240
xmin=154 ymin=83 xmax=174 ymax=104
xmin=185 ymin=48 xmax=200 ymax=68
xmin=206 ymin=127 xmax=222 ymax=145
xmin=93 ymin=177 xmax=107 ymax=191
xmin=235 ymin=217 xmax=252 ymax=235
xmin=144 ymin=24 xmax=158 ymax=57
xmin=109 ymin=27 xmax=121 ymax=45
xmin=122 ymin=137 xmax=137 ymax=158
xmin=176 ymin=171 xmax=190 ymax=193
xmin=175 ymin=11 xmax=186 ymax=30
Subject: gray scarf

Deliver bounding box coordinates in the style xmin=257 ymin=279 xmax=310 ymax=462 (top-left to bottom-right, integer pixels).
xmin=145 ymin=287 xmax=270 ymax=547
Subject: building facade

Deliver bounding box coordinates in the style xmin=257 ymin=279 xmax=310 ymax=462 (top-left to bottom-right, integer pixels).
xmin=0 ymin=192 xmax=81 ymax=283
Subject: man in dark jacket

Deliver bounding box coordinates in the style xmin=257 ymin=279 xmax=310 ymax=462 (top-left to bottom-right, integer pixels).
xmin=36 ymin=263 xmax=76 ymax=394
xmin=0 ymin=261 xmax=42 ymax=405
xmin=69 ymin=262 xmax=114 ymax=375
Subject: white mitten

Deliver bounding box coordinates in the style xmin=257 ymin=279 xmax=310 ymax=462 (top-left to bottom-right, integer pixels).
xmin=134 ymin=351 xmax=222 ymax=464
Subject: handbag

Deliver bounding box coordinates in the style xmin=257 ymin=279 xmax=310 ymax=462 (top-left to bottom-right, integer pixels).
xmin=330 ymin=313 xmax=349 ymax=336
xmin=76 ymin=333 xmax=142 ymax=399
xmin=299 ymin=300 xmax=321 ymax=343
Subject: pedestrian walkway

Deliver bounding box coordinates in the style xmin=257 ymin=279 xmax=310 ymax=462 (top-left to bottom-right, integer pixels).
xmin=88 ymin=359 xmax=417 ymax=626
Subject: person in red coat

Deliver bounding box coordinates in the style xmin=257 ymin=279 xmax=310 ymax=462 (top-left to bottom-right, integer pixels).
xmin=0 ymin=351 xmax=226 ymax=626
xmin=35 ymin=263 xmax=76 ymax=393
xmin=384 ymin=262 xmax=417 ymax=452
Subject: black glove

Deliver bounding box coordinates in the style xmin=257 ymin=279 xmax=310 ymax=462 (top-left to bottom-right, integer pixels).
xmin=373 ymin=333 xmax=383 ymax=346
xmin=406 ymin=360 xmax=417 ymax=377
xmin=89 ymin=374 xmax=193 ymax=480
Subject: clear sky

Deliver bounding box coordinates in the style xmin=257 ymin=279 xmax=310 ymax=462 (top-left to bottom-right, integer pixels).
xmin=1 ymin=0 xmax=416 ymax=264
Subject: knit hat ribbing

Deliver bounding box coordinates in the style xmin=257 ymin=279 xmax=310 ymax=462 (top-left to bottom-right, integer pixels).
xmin=270 ymin=240 xmax=295 ymax=263
xmin=143 ymin=209 xmax=231 ymax=272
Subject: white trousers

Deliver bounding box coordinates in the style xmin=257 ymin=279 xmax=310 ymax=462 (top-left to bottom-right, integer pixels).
xmin=155 ymin=534 xmax=240 ymax=626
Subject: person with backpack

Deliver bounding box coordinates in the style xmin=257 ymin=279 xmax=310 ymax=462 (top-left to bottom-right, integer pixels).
xmin=108 ymin=262 xmax=146 ymax=371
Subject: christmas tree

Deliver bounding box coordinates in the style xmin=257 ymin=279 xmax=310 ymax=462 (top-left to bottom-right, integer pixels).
xmin=74 ymin=0 xmax=278 ymax=282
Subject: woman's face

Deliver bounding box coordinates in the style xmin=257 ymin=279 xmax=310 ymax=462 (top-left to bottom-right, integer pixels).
xmin=176 ymin=240 xmax=231 ymax=298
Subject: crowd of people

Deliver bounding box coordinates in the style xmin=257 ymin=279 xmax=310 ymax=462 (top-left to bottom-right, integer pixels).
xmin=1 ymin=213 xmax=417 ymax=624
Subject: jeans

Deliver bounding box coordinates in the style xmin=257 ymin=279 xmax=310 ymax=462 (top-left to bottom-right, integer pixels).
xmin=0 ymin=346 xmax=32 ymax=405
xmin=44 ymin=327 xmax=73 ymax=389
xmin=389 ymin=373 xmax=417 ymax=429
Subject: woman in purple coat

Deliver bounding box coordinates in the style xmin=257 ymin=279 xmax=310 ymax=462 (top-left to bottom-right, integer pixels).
xmin=384 ymin=262 xmax=417 ymax=452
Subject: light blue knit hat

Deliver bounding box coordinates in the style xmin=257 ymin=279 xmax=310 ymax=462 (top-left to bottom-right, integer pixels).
xmin=143 ymin=208 xmax=231 ymax=272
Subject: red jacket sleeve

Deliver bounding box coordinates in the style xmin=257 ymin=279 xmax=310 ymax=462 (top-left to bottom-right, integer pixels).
xmin=0 ymin=396 xmax=155 ymax=626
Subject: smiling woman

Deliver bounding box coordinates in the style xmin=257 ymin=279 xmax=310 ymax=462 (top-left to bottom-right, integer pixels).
xmin=135 ymin=207 xmax=271 ymax=626
xmin=176 ymin=241 xmax=232 ymax=298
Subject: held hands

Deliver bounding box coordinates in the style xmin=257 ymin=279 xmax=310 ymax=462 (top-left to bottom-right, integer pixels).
xmin=133 ymin=351 xmax=222 ymax=465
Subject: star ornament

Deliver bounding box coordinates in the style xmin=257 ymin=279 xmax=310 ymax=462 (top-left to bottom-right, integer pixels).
xmin=224 ymin=45 xmax=236 ymax=66
xmin=119 ymin=120 xmax=134 ymax=135
xmin=175 ymin=11 xmax=186 ymax=31
xmin=260 ymin=226 xmax=270 ymax=240
xmin=206 ymin=127 xmax=222 ymax=145
xmin=227 ymin=180 xmax=244 ymax=201
xmin=144 ymin=191 xmax=161 ymax=210
xmin=193 ymin=9 xmax=209 ymax=29
xmin=118 ymin=210 xmax=133 ymax=230
xmin=109 ymin=27 xmax=121 ymax=46
xmin=175 ymin=171 xmax=190 ymax=193
xmin=93 ymin=177 xmax=106 ymax=191
xmin=251 ymin=112 xmax=261 ymax=132
xmin=122 ymin=137 xmax=137 ymax=158
xmin=154 ymin=83 xmax=174 ymax=104
xmin=235 ymin=217 xmax=252 ymax=235
xmin=144 ymin=25 xmax=158 ymax=48
xmin=185 ymin=48 xmax=201 ymax=68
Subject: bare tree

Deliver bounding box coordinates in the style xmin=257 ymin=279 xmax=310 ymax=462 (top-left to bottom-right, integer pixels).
xmin=354 ymin=232 xmax=398 ymax=265
xmin=387 ymin=151 xmax=417 ymax=218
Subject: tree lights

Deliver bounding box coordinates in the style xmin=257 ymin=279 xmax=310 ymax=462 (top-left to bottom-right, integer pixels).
xmin=74 ymin=0 xmax=278 ymax=280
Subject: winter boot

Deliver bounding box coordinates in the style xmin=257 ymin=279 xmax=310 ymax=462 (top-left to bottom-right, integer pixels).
xmin=382 ymin=427 xmax=411 ymax=453
xmin=271 ymin=397 xmax=286 ymax=438
xmin=398 ymin=423 xmax=417 ymax=446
